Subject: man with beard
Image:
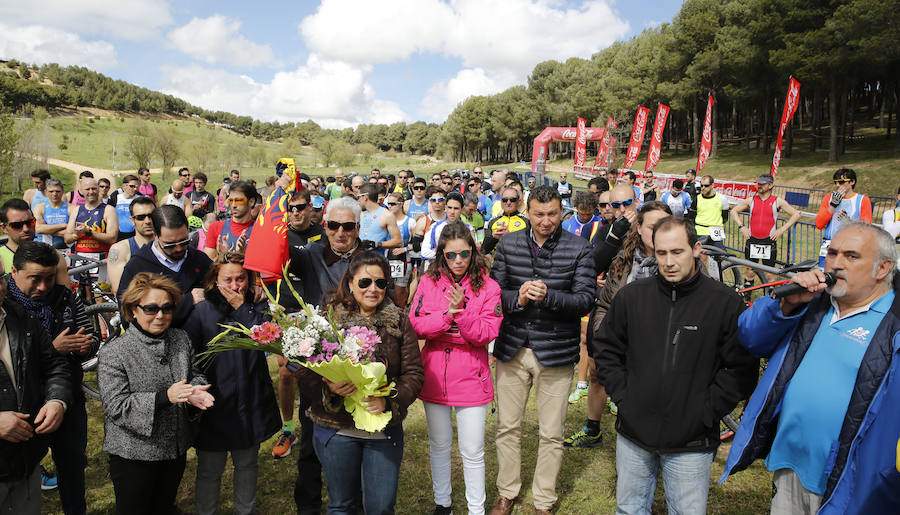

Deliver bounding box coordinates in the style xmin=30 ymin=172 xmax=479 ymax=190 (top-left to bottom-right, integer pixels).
xmin=107 ymin=196 xmax=157 ymax=293
xmin=1 ymin=199 xmax=69 ymax=288
xmin=116 ymin=205 xmax=212 ymax=327
xmin=204 ymin=181 xmax=257 ymax=260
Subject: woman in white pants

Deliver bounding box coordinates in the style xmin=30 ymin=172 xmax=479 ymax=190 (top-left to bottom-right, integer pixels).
xmin=409 ymin=222 xmax=503 ymax=515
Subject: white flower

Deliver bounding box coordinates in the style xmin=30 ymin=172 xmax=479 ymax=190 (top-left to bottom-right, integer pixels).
xmin=281 ymin=326 xmax=306 ymax=360
xmin=340 ymin=334 xmax=361 ymax=358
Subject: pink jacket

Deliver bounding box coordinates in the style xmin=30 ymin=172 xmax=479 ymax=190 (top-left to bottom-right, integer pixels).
xmin=409 ymin=271 xmax=502 ymax=406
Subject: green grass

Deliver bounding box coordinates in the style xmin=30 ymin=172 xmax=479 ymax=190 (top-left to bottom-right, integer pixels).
xmin=40 ymin=358 xmax=772 ymax=514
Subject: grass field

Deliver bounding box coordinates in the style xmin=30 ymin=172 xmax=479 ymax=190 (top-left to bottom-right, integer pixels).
xmin=40 ymin=359 xmax=773 ymax=515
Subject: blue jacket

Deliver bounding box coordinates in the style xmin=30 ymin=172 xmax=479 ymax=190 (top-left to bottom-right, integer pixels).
xmin=720 ymin=275 xmax=900 ymax=514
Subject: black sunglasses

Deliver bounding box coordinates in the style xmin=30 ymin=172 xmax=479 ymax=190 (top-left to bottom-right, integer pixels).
xmin=444 ymin=250 xmax=471 ymax=261
xmin=289 ymin=203 xmax=309 ymax=212
xmin=137 ymin=303 xmax=176 ymax=316
xmin=597 ymin=202 xmax=610 ymax=208
xmin=159 ymin=238 xmax=191 ymax=250
xmin=609 ymin=198 xmax=635 ymax=209
xmin=501 ymin=197 xmax=519 ymax=203
xmin=327 ymin=221 xmax=357 ymax=232
xmin=386 ymin=202 xmax=399 ymax=207
xmin=132 ymin=213 xmax=152 ymax=221
xmin=429 ymin=197 xmax=446 ymax=203
xmin=357 ymin=277 xmax=388 ymax=290
xmin=700 ymin=183 xmax=712 ymax=188
xmin=5 ymin=218 xmax=35 ymax=230
xmin=312 ymin=206 xmax=324 ymax=212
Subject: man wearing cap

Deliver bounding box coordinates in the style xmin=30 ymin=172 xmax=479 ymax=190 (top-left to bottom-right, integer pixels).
xmin=730 ymin=174 xmax=801 ymax=284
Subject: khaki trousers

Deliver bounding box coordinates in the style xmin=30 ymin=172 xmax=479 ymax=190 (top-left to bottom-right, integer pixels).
xmin=495 ymin=348 xmax=573 ymax=510
xmin=770 ymin=468 xmax=823 ymax=515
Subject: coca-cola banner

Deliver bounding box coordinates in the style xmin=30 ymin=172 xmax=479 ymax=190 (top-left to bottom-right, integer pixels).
xmin=771 ymin=76 xmax=801 ymax=178
xmin=624 ymin=106 xmax=650 ymax=168
xmin=595 ymin=116 xmax=618 ymax=167
xmin=645 ymin=103 xmax=670 ymax=171
xmin=626 ymin=169 xmax=757 ymax=204
xmin=696 ymin=93 xmax=715 ymax=172
xmin=530 ymin=125 xmax=607 ymax=175
xmin=574 ymin=117 xmax=587 ymax=168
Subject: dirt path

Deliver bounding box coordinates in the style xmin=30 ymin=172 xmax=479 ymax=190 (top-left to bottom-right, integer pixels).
xmin=45 ymin=157 xmax=171 ymax=186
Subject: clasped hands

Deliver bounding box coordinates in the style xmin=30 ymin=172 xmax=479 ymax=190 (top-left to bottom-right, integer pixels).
xmin=167 ymin=380 xmax=214 ymax=410
xmin=517 ymin=279 xmax=548 ymax=306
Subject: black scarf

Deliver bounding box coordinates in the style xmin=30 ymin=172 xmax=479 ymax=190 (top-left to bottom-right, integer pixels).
xmin=6 ymin=276 xmax=55 ymax=338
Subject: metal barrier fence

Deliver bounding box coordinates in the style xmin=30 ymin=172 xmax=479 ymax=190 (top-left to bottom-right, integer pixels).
xmin=768 ymin=185 xmax=893 ymax=221
xmin=725 ymin=213 xmax=823 ymax=265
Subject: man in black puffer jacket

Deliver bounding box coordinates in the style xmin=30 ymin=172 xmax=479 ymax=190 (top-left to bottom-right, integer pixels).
xmin=0 ymin=261 xmax=72 ymax=513
xmin=488 ymin=185 xmax=595 ymax=515
xmin=595 ymin=216 xmax=757 ymax=514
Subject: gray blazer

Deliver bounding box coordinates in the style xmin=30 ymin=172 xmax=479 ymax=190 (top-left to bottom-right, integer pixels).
xmin=98 ymin=324 xmax=207 ymax=461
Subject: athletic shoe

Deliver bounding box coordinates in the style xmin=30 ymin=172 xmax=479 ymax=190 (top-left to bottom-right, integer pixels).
xmin=432 ymin=504 xmax=453 ymax=515
xmin=607 ymin=398 xmax=618 ymax=416
xmin=40 ymin=466 xmax=58 ymax=491
xmin=563 ymin=427 xmax=603 ymax=448
xmin=567 ymin=385 xmax=588 ymax=404
xmin=272 ymin=431 xmax=297 ymax=459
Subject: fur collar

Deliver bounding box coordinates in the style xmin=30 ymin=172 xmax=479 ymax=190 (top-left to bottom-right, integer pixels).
xmin=332 ymin=301 xmax=403 ymax=338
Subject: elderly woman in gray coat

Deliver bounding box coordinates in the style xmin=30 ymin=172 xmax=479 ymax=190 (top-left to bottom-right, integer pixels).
xmin=98 ymin=272 xmax=214 ymax=515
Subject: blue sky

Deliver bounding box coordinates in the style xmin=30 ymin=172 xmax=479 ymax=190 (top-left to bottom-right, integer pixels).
xmin=0 ymin=0 xmax=682 ymax=128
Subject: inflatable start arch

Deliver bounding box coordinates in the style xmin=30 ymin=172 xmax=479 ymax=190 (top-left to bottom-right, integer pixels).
xmin=531 ymin=126 xmax=606 ymax=175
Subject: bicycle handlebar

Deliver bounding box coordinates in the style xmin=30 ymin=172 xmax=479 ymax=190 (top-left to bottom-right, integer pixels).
xmin=67 ymin=259 xmax=108 ymax=276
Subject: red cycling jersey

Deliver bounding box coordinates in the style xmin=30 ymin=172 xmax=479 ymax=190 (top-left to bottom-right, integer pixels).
xmin=749 ymin=195 xmax=778 ymax=239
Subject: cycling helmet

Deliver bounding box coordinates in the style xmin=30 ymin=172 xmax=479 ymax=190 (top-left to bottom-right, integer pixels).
xmin=187 ymin=216 xmax=203 ymax=229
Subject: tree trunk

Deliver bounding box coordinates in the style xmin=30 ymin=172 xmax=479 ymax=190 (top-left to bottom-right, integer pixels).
xmin=692 ymin=97 xmax=700 ymax=157
xmin=745 ymin=108 xmax=752 ymax=151
xmin=762 ymin=93 xmax=771 ymax=152
xmin=829 ymin=75 xmax=840 ymax=161
xmin=811 ymin=88 xmax=821 ymax=152
xmin=838 ymin=83 xmax=849 ymax=156
xmin=711 ymin=98 xmax=718 ymax=158
xmin=848 ymin=85 xmax=857 ymax=139
xmin=784 ymin=117 xmax=794 ymax=158
xmin=880 ymin=82 xmax=887 ymax=130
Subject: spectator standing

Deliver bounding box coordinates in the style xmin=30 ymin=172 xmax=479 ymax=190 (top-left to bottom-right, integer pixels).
xmin=177 ymin=168 xmax=194 ymax=194
xmin=660 ymin=179 xmax=691 ymax=216
xmin=721 ymin=222 xmax=898 ymax=515
xmin=24 ymin=169 xmax=51 ymax=209
xmin=7 ymin=241 xmax=91 ymax=515
xmin=64 ymin=178 xmax=119 ymax=269
xmin=137 ymin=168 xmax=157 ymax=204
xmin=482 ymin=185 xmax=528 ymax=254
xmin=404 ymin=177 xmax=429 ymax=221
xmin=461 ymin=192 xmax=486 ymax=244
xmin=488 ymin=186 xmax=595 ymax=515
xmin=217 ymin=170 xmax=241 ymax=217
xmin=66 ymin=171 xmax=94 ymax=207
xmin=326 ymin=169 xmax=344 ymax=200
xmin=107 ymin=197 xmax=157 ymax=294
xmin=188 ymin=172 xmax=217 ymax=219
xmin=421 ymin=192 xmax=471 ymax=267
xmin=0 ymin=256 xmax=71 ymax=515
xmin=815 ymin=168 xmax=873 ymax=267
xmin=587 ymin=176 xmax=610 ymax=200
xmin=605 ymin=169 xmax=618 ymax=190
xmin=108 ymin=174 xmax=141 ymax=242
xmin=184 ymin=254 xmax=280 ymax=515
xmin=683 ymin=169 xmax=699 ymax=221
xmin=357 ymin=183 xmax=402 ymax=252
xmin=98 ymin=273 xmax=213 ymax=515
xmin=641 ymin=170 xmax=659 ymax=202
xmin=693 ymin=175 xmax=730 ymax=250
xmin=98 ymin=178 xmax=112 ymax=204
xmin=385 ymin=192 xmax=412 ymax=308
xmin=0 ymin=199 xmax=69 ymax=287
xmin=562 ymin=191 xmax=602 ymax=243
xmin=410 ymin=221 xmax=502 ymax=515
xmin=160 ymin=179 xmax=193 ymax=216
xmin=205 ymin=181 xmax=257 ymax=260
xmin=33 ymin=178 xmax=69 ymax=248
xmin=881 ymin=184 xmax=900 ymax=239
xmin=595 ymin=216 xmax=757 ymax=514
xmin=556 ymin=172 xmax=573 ymax=207
xmin=293 ymin=252 xmax=423 ymax=514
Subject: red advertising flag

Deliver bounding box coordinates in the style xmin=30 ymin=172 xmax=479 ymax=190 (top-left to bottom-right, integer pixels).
xmin=244 ymin=158 xmax=300 ymax=282
xmin=696 ymin=93 xmax=715 ymax=172
xmin=606 ymin=136 xmax=617 ymax=168
xmin=624 ymin=106 xmax=650 ymax=168
xmin=594 ymin=117 xmax=618 ymax=167
xmin=770 ymin=76 xmax=802 ymax=178
xmin=574 ymin=117 xmax=587 ymax=167
xmin=644 ymin=103 xmax=670 ymax=171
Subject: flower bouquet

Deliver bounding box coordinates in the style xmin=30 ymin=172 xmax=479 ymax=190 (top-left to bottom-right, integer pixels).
xmin=196 ymin=269 xmax=395 ymax=432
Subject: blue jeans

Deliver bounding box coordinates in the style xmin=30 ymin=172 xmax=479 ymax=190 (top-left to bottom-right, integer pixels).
xmin=313 ymin=430 xmax=404 ymax=515
xmin=615 ymin=434 xmax=715 ymax=515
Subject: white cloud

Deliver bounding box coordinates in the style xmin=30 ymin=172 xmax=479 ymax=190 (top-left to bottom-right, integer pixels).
xmin=160 ymin=55 xmax=408 ymax=129
xmin=420 ymin=68 xmax=518 ymax=121
xmin=0 ymin=1 xmax=173 ymax=41
xmin=168 ymin=15 xmax=277 ymax=68
xmin=299 ymin=0 xmax=629 ymax=74
xmin=0 ymin=23 xmax=117 ymax=70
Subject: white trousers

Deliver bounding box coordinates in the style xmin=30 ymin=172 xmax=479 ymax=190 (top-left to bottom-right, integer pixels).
xmin=424 ymin=401 xmax=489 ymax=515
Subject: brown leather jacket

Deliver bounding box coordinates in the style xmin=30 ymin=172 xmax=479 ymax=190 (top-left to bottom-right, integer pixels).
xmin=294 ymin=302 xmax=423 ymax=430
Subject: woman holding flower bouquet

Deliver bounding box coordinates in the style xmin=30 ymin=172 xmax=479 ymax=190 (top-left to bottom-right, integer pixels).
xmin=294 ymin=251 xmax=423 ymax=515
xmin=98 ymin=273 xmax=215 ymax=515
xmin=183 ymin=252 xmax=281 ymax=515
xmin=408 ymin=221 xmax=503 ymax=515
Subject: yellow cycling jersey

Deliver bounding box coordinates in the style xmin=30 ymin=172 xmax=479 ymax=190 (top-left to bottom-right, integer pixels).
xmin=487 ymin=213 xmax=528 ymax=235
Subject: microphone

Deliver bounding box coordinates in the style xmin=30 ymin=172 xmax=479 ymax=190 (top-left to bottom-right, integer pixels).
xmin=770 ymin=272 xmax=837 ymax=299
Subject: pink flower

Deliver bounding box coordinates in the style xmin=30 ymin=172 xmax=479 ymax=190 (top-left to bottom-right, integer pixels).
xmin=296 ymin=338 xmax=316 ymax=358
xmin=249 ymin=322 xmax=282 ymax=345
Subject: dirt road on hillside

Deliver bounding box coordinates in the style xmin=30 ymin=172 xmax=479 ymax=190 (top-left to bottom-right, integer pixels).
xmin=45 ymin=157 xmax=171 ymax=186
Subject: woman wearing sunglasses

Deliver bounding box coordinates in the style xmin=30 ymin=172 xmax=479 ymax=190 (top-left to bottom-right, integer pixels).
xmin=409 ymin=221 xmax=502 ymax=515
xmin=183 ymin=253 xmax=280 ymax=515
xmin=294 ymin=251 xmax=423 ymax=514
xmin=98 ymin=273 xmax=214 ymax=515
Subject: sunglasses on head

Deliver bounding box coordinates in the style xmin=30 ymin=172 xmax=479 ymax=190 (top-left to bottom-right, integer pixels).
xmin=609 ymin=198 xmax=635 ymax=209
xmin=327 ymin=221 xmax=357 ymax=232
xmin=429 ymin=197 xmax=446 ymax=203
xmin=357 ymin=277 xmax=388 ymax=290
xmin=132 ymin=213 xmax=152 ymax=221
xmin=4 ymin=218 xmax=35 ymax=230
xmin=444 ymin=250 xmax=471 ymax=261
xmin=288 ymin=203 xmax=309 ymax=212
xmin=159 ymin=239 xmax=191 ymax=250
xmin=137 ymin=303 xmax=176 ymax=316
xmin=501 ymin=196 xmax=519 ymax=203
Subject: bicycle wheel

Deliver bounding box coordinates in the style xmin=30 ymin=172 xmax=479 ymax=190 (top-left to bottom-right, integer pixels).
xmin=719 ymin=263 xmax=743 ymax=291
xmin=82 ymin=302 xmax=121 ymax=369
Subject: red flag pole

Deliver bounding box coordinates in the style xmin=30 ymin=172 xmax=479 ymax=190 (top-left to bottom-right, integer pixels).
xmin=624 ymin=106 xmax=650 ymax=168
xmin=645 ymin=104 xmax=670 ymax=171
xmin=696 ymin=93 xmax=715 ymax=172
xmin=770 ymin=76 xmax=802 ymax=178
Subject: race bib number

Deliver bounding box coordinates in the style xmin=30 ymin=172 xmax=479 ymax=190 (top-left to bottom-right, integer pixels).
xmin=389 ymin=260 xmax=405 ymax=279
xmin=709 ymin=226 xmax=725 ymax=241
xmin=749 ymin=243 xmax=772 ymax=260
xmin=819 ymin=239 xmax=831 ymax=258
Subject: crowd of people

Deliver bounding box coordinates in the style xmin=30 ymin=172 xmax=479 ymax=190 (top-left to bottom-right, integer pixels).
xmin=0 ymin=163 xmax=898 ymax=515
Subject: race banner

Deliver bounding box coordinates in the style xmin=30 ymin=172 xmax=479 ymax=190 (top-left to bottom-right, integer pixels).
xmin=696 ymin=93 xmax=715 ymax=172
xmin=574 ymin=117 xmax=587 ymax=168
xmin=606 ymin=137 xmax=617 ymax=168
xmin=645 ymin=103 xmax=670 ymax=171
xmin=244 ymin=157 xmax=301 ymax=282
xmin=771 ymin=76 xmax=801 ymax=178
xmin=594 ymin=116 xmax=618 ymax=167
xmin=624 ymin=106 xmax=650 ymax=168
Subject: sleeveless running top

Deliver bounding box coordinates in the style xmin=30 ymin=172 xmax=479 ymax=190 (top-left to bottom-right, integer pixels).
xmin=695 ymin=193 xmax=725 ymax=236
xmin=563 ymin=214 xmax=602 ymax=242
xmin=749 ymin=195 xmax=779 ymax=239
xmin=823 ymin=193 xmax=865 ymax=240
xmin=220 ymin=219 xmax=253 ymax=252
xmin=30 ymin=189 xmax=50 ymax=210
xmin=70 ymin=189 xmax=86 ymax=207
xmin=74 ymin=204 xmax=111 ymax=253
xmin=138 ymin=182 xmax=155 ymax=199
xmin=127 ymin=236 xmax=143 ymax=255
xmin=397 ymin=215 xmax=411 ymax=246
xmin=114 ymin=192 xmax=137 ymax=233
xmin=406 ymin=198 xmax=428 ymax=220
xmin=0 ymin=245 xmax=13 ymax=274
xmin=360 ymin=206 xmax=389 ymax=243
xmin=40 ymin=202 xmax=69 ymax=247
xmin=164 ymin=193 xmax=186 ymax=209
